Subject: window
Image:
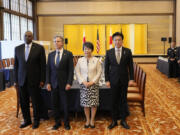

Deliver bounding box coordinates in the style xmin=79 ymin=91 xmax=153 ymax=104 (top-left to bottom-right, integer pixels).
xmin=3 ymin=13 xmax=11 ymax=40
xmin=2 ymin=0 xmax=34 ymax=40
xmin=21 ymin=17 xmax=27 ymax=40
xmin=28 ymin=19 xmax=33 ymax=33
xmin=20 ymin=0 xmax=27 ymax=14
xmin=11 ymin=15 xmax=20 ymax=40
xmin=3 ymin=0 xmax=9 ymax=9
xmin=11 ymin=0 xmax=20 ymax=12
xmin=27 ymin=1 xmax=33 ymax=17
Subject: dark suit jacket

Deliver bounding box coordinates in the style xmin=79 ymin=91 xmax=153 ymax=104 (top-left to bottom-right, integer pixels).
xmin=177 ymin=47 xmax=180 ymax=61
xmin=14 ymin=43 xmax=46 ymax=86
xmin=46 ymin=49 xmax=74 ymax=90
xmin=105 ymin=47 xmax=134 ymax=86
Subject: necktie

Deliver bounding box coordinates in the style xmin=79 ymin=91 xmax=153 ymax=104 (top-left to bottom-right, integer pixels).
xmin=25 ymin=45 xmax=30 ymax=61
xmin=116 ymin=49 xmax=121 ymax=64
xmin=56 ymin=51 xmax=60 ymax=67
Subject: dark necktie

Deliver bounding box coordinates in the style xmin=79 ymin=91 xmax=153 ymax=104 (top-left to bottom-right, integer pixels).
xmin=56 ymin=51 xmax=60 ymax=67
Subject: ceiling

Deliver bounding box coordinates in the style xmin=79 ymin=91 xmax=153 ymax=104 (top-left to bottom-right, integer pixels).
xmin=37 ymin=0 xmax=173 ymax=2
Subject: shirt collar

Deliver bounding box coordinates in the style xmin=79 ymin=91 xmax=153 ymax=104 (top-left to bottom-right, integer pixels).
xmin=56 ymin=48 xmax=63 ymax=53
xmin=115 ymin=46 xmax=122 ymax=51
xmin=25 ymin=42 xmax=32 ymax=47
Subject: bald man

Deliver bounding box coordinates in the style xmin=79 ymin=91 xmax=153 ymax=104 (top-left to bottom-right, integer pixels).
xmin=14 ymin=31 xmax=46 ymax=129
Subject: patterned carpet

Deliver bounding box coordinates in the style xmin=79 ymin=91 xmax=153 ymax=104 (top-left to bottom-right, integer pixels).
xmin=0 ymin=64 xmax=180 ymax=135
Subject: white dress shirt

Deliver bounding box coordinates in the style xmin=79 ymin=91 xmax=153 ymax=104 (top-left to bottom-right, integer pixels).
xmin=24 ymin=42 xmax=32 ymax=60
xmin=75 ymin=56 xmax=102 ymax=84
xmin=54 ymin=48 xmax=63 ymax=64
xmin=25 ymin=42 xmax=32 ymax=53
xmin=115 ymin=46 xmax=122 ymax=58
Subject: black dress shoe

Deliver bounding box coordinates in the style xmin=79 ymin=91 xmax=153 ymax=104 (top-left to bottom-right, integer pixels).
xmin=90 ymin=124 xmax=95 ymax=128
xmin=65 ymin=124 xmax=71 ymax=130
xmin=20 ymin=121 xmax=32 ymax=128
xmin=52 ymin=122 xmax=61 ymax=130
xmin=178 ymin=79 xmax=180 ymax=82
xmin=84 ymin=124 xmax=90 ymax=128
xmin=120 ymin=120 xmax=130 ymax=129
xmin=32 ymin=121 xmax=40 ymax=129
xmin=40 ymin=116 xmax=49 ymax=120
xmin=108 ymin=121 xmax=118 ymax=129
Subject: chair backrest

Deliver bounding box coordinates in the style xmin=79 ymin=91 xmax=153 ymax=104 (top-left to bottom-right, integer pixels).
xmin=2 ymin=59 xmax=7 ymax=68
xmin=73 ymin=56 xmax=79 ymax=67
xmin=0 ymin=60 xmax=3 ymax=69
xmin=137 ymin=68 xmax=143 ymax=87
xmin=140 ymin=71 xmax=146 ymax=100
xmin=11 ymin=58 xmax=15 ymax=65
xmin=73 ymin=56 xmax=82 ymax=67
xmin=133 ymin=62 xmax=137 ymax=79
xmin=135 ymin=65 xmax=140 ymax=82
xmin=6 ymin=59 xmax=10 ymax=67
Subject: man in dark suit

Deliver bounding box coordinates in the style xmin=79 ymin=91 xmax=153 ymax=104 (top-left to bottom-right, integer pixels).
xmin=105 ymin=32 xmax=134 ymax=129
xmin=177 ymin=46 xmax=180 ymax=82
xmin=46 ymin=36 xmax=74 ymax=130
xmin=167 ymin=41 xmax=178 ymax=78
xmin=14 ymin=31 xmax=46 ymax=129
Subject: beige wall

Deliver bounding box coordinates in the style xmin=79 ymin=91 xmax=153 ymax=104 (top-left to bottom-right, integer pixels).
xmin=176 ymin=0 xmax=180 ymax=46
xmin=37 ymin=1 xmax=174 ymax=54
xmin=37 ymin=1 xmax=173 ymax=15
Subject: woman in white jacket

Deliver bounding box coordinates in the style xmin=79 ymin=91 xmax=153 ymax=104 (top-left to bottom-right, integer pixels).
xmin=75 ymin=42 xmax=102 ymax=128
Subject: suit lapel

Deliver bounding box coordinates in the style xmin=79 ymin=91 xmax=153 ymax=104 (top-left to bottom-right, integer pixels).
xmin=21 ymin=44 xmax=26 ymax=62
xmin=113 ymin=47 xmax=125 ymax=65
xmin=120 ymin=47 xmax=125 ymax=64
xmin=27 ymin=43 xmax=35 ymax=62
xmin=51 ymin=51 xmax=56 ymax=67
xmin=112 ymin=48 xmax=118 ymax=64
xmin=56 ymin=49 xmax=66 ymax=67
xmin=59 ymin=50 xmax=66 ymax=65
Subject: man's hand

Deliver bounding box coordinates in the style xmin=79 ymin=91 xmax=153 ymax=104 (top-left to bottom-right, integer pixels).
xmin=128 ymin=80 xmax=135 ymax=86
xmin=65 ymin=84 xmax=71 ymax=91
xmin=106 ymin=81 xmax=111 ymax=88
xmin=178 ymin=60 xmax=180 ymax=64
xmin=46 ymin=84 xmax=51 ymax=91
xmin=14 ymin=83 xmax=18 ymax=88
xmin=39 ymin=82 xmax=44 ymax=88
xmin=170 ymin=58 xmax=175 ymax=61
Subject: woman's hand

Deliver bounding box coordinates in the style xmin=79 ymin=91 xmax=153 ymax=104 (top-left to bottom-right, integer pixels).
xmin=87 ymin=81 xmax=94 ymax=87
xmin=82 ymin=81 xmax=89 ymax=88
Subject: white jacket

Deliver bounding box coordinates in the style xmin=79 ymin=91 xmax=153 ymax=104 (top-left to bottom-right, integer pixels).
xmin=75 ymin=56 xmax=102 ymax=84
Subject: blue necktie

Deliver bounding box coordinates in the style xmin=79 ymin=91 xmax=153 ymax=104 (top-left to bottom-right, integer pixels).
xmin=25 ymin=45 xmax=30 ymax=61
xmin=56 ymin=51 xmax=60 ymax=67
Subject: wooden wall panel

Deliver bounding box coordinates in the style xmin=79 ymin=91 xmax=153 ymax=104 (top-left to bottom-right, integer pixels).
xmin=37 ymin=1 xmax=173 ymax=15
xmin=38 ymin=15 xmax=172 ymax=54
xmin=176 ymin=0 xmax=180 ymax=46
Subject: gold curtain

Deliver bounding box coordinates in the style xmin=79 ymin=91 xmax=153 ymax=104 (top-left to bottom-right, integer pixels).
xmin=64 ymin=24 xmax=147 ymax=55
